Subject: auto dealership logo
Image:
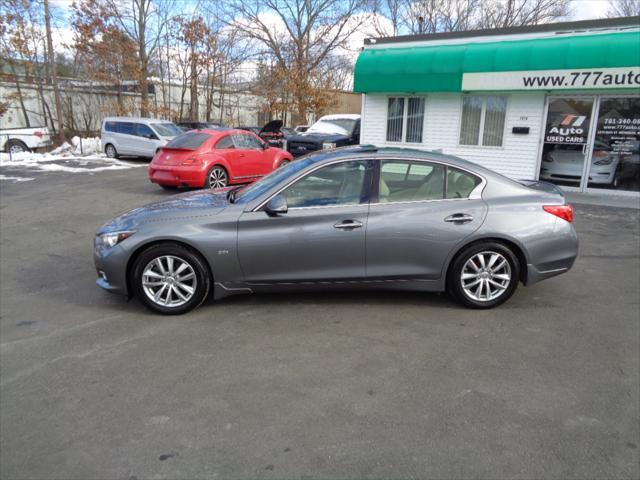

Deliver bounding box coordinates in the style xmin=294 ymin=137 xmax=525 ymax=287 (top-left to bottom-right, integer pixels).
xmin=560 ymin=115 xmax=587 ymax=127
xmin=545 ymin=114 xmax=590 ymax=145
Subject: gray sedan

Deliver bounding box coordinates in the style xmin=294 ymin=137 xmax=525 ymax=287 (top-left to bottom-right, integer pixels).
xmin=94 ymin=146 xmax=578 ymax=314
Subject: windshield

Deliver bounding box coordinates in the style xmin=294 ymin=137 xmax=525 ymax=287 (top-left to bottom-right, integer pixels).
xmin=151 ymin=123 xmax=183 ymax=137
xmin=236 ymin=157 xmax=317 ymax=203
xmin=306 ymin=118 xmax=357 ymax=136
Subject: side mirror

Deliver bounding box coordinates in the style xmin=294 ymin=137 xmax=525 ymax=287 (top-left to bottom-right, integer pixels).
xmin=264 ymin=194 xmax=288 ymax=216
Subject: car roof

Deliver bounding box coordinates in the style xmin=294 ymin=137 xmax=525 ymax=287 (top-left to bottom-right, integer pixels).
xmin=305 ymin=145 xmax=507 ymax=179
xmin=103 ymin=117 xmax=175 ymax=123
xmin=317 ymin=114 xmax=361 ymax=121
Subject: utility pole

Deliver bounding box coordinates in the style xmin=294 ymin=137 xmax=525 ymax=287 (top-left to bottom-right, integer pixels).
xmin=43 ymin=0 xmax=65 ymax=143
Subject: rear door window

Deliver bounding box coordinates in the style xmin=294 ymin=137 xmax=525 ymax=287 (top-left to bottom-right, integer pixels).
xmin=446 ymin=168 xmax=481 ymax=199
xmin=379 ymin=160 xmax=445 ymax=202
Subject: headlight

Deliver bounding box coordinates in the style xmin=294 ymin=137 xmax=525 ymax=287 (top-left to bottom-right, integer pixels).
xmin=322 ymin=142 xmax=336 ymax=150
xmin=97 ymin=231 xmax=135 ymax=248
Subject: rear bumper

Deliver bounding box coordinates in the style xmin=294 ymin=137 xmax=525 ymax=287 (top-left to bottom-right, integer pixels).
xmin=524 ymin=220 xmax=579 ymax=286
xmin=148 ymin=164 xmax=207 ymax=187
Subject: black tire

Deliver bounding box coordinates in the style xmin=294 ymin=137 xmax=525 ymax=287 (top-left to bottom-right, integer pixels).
xmin=6 ymin=139 xmax=29 ymax=154
xmin=447 ymin=242 xmax=520 ymax=309
xmin=105 ymin=143 xmax=119 ymax=159
xmin=205 ymin=165 xmax=228 ymax=189
xmin=131 ymin=243 xmax=211 ymax=315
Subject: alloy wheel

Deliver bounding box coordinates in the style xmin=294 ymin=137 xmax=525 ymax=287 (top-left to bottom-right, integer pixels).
xmin=208 ymin=167 xmax=228 ymax=188
xmin=141 ymin=255 xmax=197 ymax=308
xmin=460 ymin=251 xmax=511 ymax=302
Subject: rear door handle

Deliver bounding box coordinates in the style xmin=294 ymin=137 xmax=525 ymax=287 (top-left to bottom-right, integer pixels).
xmin=444 ymin=213 xmax=474 ymax=223
xmin=334 ymin=220 xmax=363 ymax=229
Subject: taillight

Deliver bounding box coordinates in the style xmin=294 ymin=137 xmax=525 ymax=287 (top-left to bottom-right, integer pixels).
xmin=543 ymin=204 xmax=573 ymax=223
xmin=181 ymin=156 xmax=202 ymax=165
xmin=34 ymin=131 xmax=43 ymax=138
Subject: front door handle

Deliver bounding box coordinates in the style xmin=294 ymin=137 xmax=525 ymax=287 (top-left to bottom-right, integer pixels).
xmin=334 ymin=220 xmax=363 ymax=229
xmin=444 ymin=213 xmax=474 ymax=223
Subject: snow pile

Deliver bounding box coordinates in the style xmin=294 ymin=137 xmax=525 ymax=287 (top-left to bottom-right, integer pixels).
xmin=49 ymin=136 xmax=102 ymax=156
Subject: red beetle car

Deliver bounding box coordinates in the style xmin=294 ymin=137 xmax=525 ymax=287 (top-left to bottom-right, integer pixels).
xmin=148 ymin=128 xmax=293 ymax=190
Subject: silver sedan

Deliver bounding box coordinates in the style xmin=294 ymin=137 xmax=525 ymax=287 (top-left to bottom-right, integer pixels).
xmin=94 ymin=146 xmax=578 ymax=314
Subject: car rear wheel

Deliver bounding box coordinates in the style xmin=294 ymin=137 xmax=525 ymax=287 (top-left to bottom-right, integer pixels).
xmin=132 ymin=243 xmax=211 ymax=315
xmin=6 ymin=140 xmax=29 ymax=154
xmin=206 ymin=166 xmax=228 ymax=189
xmin=105 ymin=144 xmax=119 ymax=159
xmin=448 ymin=242 xmax=519 ymax=309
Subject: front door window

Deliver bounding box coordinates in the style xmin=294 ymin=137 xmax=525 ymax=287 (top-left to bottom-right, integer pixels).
xmin=587 ymin=97 xmax=640 ymax=192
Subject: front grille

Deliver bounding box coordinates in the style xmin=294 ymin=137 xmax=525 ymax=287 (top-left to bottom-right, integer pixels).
xmin=288 ymin=141 xmax=321 ymax=156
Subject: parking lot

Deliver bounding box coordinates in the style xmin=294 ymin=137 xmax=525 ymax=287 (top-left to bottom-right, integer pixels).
xmin=1 ymin=159 xmax=639 ymax=479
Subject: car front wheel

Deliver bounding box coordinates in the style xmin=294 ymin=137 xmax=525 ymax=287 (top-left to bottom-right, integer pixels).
xmin=6 ymin=140 xmax=29 ymax=154
xmin=132 ymin=243 xmax=211 ymax=315
xmin=448 ymin=242 xmax=520 ymax=309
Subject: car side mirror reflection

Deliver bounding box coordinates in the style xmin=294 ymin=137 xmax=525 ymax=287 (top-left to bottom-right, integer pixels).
xmin=264 ymin=194 xmax=288 ymax=216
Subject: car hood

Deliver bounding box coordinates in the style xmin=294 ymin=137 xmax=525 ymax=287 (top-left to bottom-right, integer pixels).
xmin=260 ymin=119 xmax=283 ymax=134
xmin=98 ymin=188 xmax=231 ymax=233
xmin=287 ymin=132 xmax=351 ymax=143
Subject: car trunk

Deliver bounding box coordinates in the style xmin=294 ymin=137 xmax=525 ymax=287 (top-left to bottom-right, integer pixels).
xmin=153 ymin=147 xmax=196 ymax=165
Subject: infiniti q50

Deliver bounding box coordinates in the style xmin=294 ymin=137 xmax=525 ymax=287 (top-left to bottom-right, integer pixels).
xmin=94 ymin=146 xmax=578 ymax=315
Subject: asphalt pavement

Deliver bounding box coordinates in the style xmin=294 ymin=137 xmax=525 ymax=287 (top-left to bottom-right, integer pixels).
xmin=0 ymin=162 xmax=638 ymax=479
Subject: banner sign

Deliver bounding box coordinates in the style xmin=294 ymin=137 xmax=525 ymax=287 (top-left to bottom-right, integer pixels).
xmin=545 ymin=113 xmax=590 ymax=145
xmin=462 ymin=67 xmax=640 ymax=91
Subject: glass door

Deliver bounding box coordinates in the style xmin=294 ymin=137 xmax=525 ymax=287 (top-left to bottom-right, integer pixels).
xmin=587 ymin=97 xmax=640 ymax=192
xmin=539 ymin=97 xmax=596 ymax=189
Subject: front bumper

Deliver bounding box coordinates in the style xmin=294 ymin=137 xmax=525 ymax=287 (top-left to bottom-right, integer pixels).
xmin=148 ymin=164 xmax=208 ymax=187
xmin=94 ymin=243 xmax=130 ymax=296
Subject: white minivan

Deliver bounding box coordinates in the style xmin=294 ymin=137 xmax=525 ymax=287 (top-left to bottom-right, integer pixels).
xmin=101 ymin=117 xmax=183 ymax=159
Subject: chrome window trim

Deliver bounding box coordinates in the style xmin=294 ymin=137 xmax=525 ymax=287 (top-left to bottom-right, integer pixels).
xmin=251 ymin=155 xmax=487 ymax=212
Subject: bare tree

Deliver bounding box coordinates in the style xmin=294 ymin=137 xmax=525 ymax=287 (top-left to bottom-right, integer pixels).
xmin=607 ymin=0 xmax=640 ymax=17
xmin=43 ymin=0 xmax=65 ymax=141
xmin=402 ymin=0 xmax=479 ymax=33
xmin=228 ymin=0 xmax=368 ymax=124
xmin=102 ymin=0 xmax=174 ymax=116
xmin=476 ymin=0 xmax=570 ymax=29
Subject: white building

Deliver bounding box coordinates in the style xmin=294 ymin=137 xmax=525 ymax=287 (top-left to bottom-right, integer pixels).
xmin=354 ymin=17 xmax=640 ymax=195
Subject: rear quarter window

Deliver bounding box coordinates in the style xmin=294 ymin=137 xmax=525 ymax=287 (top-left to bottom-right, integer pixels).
xmin=215 ymin=135 xmax=234 ymax=149
xmin=166 ymin=132 xmax=211 ymax=149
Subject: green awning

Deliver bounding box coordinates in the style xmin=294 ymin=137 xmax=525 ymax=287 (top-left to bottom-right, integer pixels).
xmin=354 ymin=31 xmax=640 ymax=93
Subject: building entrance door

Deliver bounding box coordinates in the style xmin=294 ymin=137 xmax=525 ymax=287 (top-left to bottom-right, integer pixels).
xmin=538 ymin=97 xmax=597 ymax=190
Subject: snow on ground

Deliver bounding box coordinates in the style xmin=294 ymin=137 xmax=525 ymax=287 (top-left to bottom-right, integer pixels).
xmin=0 ymin=175 xmax=34 ymax=182
xmin=0 ymin=137 xmax=146 ymax=182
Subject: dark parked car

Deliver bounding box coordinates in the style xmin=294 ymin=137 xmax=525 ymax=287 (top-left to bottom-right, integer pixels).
xmin=177 ymin=121 xmax=225 ymax=132
xmin=235 ymin=126 xmax=262 ymax=135
xmin=95 ymin=145 xmax=578 ymax=315
xmin=286 ymin=114 xmax=360 ymax=157
xmin=236 ymin=120 xmax=286 ymax=148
